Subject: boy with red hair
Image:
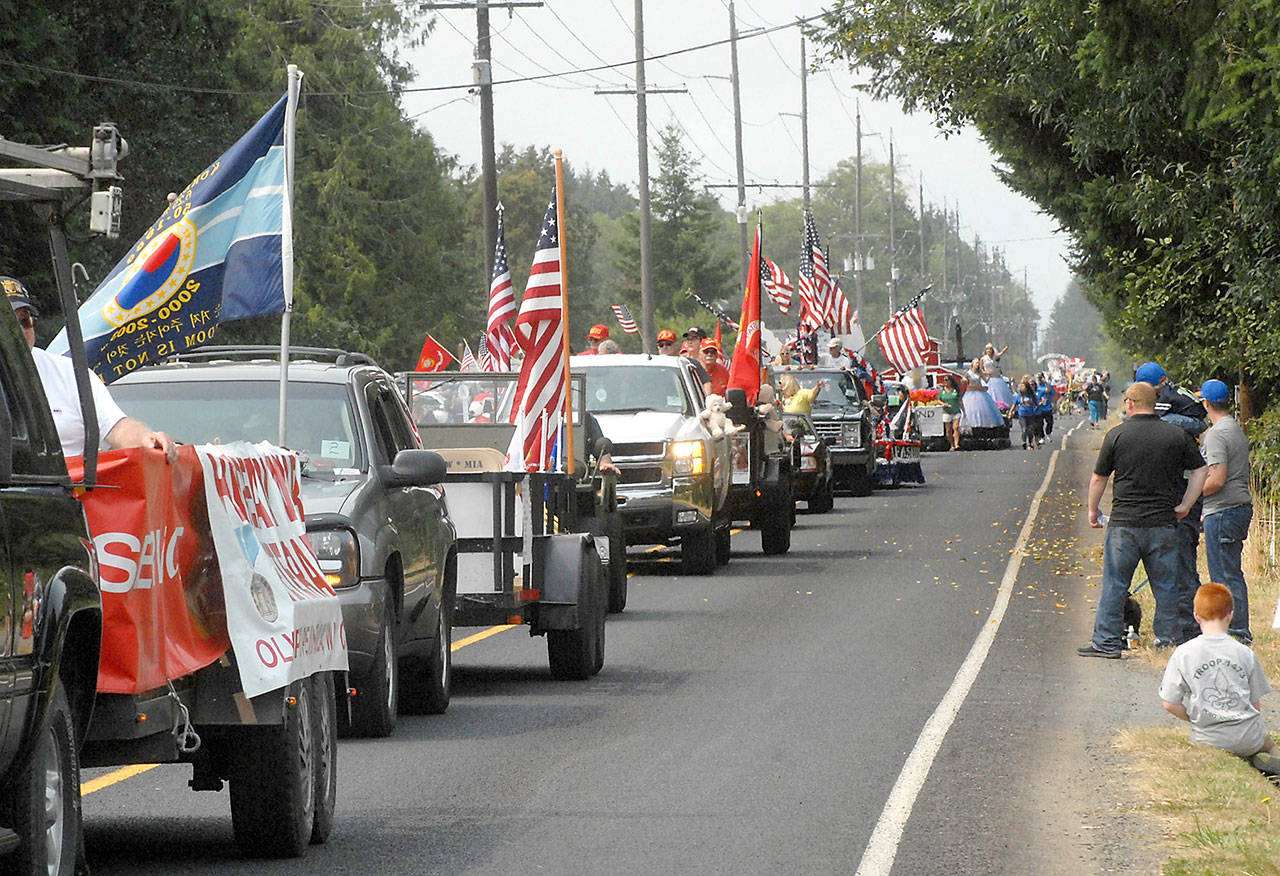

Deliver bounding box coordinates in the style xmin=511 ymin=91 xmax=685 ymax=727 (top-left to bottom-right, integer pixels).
xmin=1159 ymin=582 xmax=1280 ymax=775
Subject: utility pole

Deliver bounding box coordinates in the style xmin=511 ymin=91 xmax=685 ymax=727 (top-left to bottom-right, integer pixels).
xmin=422 ymin=1 xmax=543 ymax=278
xmin=940 ymin=201 xmax=948 ymax=296
xmin=888 ymin=134 xmax=897 ymax=312
xmin=800 ymin=36 xmax=810 ymax=211
xmin=634 ymin=0 xmax=656 ymax=349
xmin=728 ymin=0 xmax=749 ymax=291
xmin=917 ymin=174 xmax=926 ymax=282
xmin=853 ymin=103 xmax=864 ymax=318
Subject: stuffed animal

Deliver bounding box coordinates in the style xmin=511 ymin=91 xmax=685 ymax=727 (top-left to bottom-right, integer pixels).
xmin=700 ymin=393 xmax=744 ymax=437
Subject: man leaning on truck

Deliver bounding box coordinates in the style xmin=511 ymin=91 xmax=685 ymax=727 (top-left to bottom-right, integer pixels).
xmin=3 ymin=276 xmax=176 ymax=461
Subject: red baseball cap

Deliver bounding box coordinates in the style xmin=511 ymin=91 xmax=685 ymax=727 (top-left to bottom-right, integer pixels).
xmin=587 ymin=324 xmax=609 ymax=340
xmin=657 ymin=329 xmax=677 ymax=343
xmin=700 ymin=338 xmax=721 ymax=354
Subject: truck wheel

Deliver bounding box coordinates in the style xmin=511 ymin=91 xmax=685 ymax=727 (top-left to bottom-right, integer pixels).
xmin=548 ymin=545 xmax=602 ymax=680
xmin=350 ymin=616 xmax=397 ymax=738
xmin=850 ymin=465 xmax=874 ymax=497
xmin=760 ymin=494 xmax=792 ymax=556
xmin=808 ymin=482 xmax=835 ymax=514
xmin=310 ymin=672 xmax=338 ymax=845
xmin=681 ymin=525 xmax=716 ymax=576
xmin=606 ymin=516 xmax=628 ymax=614
xmin=418 ymin=596 xmax=453 ymax=715
xmin=230 ymin=678 xmax=315 ymax=858
xmin=590 ymin=568 xmax=607 ymax=675
xmin=714 ymin=525 xmax=732 ymax=566
xmin=0 ymin=685 xmax=80 ymax=876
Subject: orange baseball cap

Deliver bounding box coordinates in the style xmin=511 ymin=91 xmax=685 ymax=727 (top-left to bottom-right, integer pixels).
xmin=587 ymin=324 xmax=609 ymax=340
xmin=700 ymin=338 xmax=721 ymax=353
xmin=657 ymin=329 xmax=677 ymax=343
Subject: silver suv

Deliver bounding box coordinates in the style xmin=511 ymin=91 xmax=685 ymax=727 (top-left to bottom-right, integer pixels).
xmin=571 ymin=354 xmax=731 ymax=574
xmin=112 ymin=347 xmax=456 ymax=738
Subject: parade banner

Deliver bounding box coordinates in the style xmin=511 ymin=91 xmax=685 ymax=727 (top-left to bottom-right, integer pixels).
xmin=71 ymin=447 xmax=230 ymax=694
xmin=197 ymin=442 xmax=347 ymax=698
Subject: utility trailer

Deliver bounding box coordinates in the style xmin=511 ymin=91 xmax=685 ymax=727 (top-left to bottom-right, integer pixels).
xmin=0 ymin=121 xmax=342 ymax=871
xmin=402 ymin=371 xmax=618 ymax=678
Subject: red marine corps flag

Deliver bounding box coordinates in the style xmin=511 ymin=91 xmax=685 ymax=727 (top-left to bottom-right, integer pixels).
xmin=727 ymin=218 xmax=764 ymax=405
xmin=506 ymin=187 xmax=567 ymax=471
xmin=415 ymin=333 xmax=454 ymax=371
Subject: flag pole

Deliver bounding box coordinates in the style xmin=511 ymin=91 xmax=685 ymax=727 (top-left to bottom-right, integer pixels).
xmin=277 ymin=63 xmax=301 ymax=446
xmin=554 ymin=150 xmax=575 ymax=471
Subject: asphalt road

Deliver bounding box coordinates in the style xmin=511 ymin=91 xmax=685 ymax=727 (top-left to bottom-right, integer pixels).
xmin=82 ymin=414 xmax=1147 ymax=874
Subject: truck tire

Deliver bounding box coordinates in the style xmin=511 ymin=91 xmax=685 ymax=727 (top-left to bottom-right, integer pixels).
xmin=681 ymin=525 xmax=716 ymax=576
xmin=229 ymin=678 xmax=315 ymax=858
xmin=418 ymin=595 xmax=453 ymax=715
xmin=606 ymin=516 xmax=628 ymax=614
xmin=808 ymin=481 xmax=835 ymax=514
xmin=350 ymin=615 xmax=397 ymax=738
xmin=714 ymin=524 xmax=732 ymax=566
xmin=548 ymin=547 xmax=603 ymax=680
xmin=850 ymin=465 xmax=874 ymax=497
xmin=760 ymin=492 xmax=792 ymax=556
xmin=310 ymin=672 xmax=338 ymax=845
xmin=0 ymin=685 xmax=80 ymax=876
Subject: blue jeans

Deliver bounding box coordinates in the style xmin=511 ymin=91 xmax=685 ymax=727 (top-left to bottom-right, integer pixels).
xmin=1174 ymin=515 xmax=1202 ymax=643
xmin=1088 ymin=400 xmax=1101 ymax=424
xmin=1093 ymin=525 xmax=1181 ymax=651
xmin=1203 ymin=504 xmax=1253 ymax=639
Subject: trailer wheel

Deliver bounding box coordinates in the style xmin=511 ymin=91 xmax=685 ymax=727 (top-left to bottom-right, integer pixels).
xmin=230 ymin=678 xmax=314 ymax=858
xmin=0 ymin=685 xmax=79 ymax=876
xmin=310 ymin=672 xmax=337 ymax=845
xmin=606 ymin=515 xmax=628 ymax=614
xmin=681 ymin=525 xmax=716 ymax=575
xmin=350 ymin=615 xmax=397 ymax=738
xmin=548 ymin=544 xmax=603 ymax=680
xmin=714 ymin=524 xmax=732 ymax=566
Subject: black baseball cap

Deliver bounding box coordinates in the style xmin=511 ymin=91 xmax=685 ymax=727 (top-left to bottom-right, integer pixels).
xmin=1 ymin=276 xmax=37 ymax=316
xmin=685 ymin=326 xmax=706 ymax=338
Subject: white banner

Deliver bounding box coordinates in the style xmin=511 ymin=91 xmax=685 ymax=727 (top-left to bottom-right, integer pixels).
xmin=197 ymin=442 xmax=347 ymax=698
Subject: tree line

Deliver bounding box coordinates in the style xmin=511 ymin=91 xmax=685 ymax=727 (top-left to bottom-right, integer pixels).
xmin=1 ymin=0 xmax=1039 ymax=380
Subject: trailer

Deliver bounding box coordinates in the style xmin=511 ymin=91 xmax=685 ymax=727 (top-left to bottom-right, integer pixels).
xmin=403 ymin=371 xmax=616 ymax=678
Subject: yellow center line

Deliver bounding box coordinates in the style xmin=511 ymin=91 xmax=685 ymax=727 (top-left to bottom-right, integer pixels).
xmin=87 ymin=622 xmax=518 ymax=796
xmin=82 ymin=762 xmax=160 ymax=796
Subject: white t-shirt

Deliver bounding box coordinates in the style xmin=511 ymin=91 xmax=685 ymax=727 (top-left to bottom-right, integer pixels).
xmin=1159 ymin=632 xmax=1272 ymax=756
xmin=31 ymin=346 xmax=127 ymax=457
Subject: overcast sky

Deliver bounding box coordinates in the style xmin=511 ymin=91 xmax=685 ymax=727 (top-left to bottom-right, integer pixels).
xmin=401 ymin=0 xmax=1075 ymax=323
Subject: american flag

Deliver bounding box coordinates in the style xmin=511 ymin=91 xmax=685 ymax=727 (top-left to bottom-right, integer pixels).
xmin=829 ymin=282 xmax=857 ymax=333
xmin=507 ymin=190 xmax=566 ymax=472
xmin=476 ymin=332 xmax=493 ymax=371
xmin=877 ymin=290 xmax=931 ymax=373
xmin=485 ymin=210 xmax=517 ymax=371
xmin=762 ymin=256 xmax=792 ymax=313
xmin=611 ymin=303 xmax=639 ymax=334
xmin=459 ymin=340 xmax=479 ymax=372
xmin=796 ymin=210 xmax=830 ymax=331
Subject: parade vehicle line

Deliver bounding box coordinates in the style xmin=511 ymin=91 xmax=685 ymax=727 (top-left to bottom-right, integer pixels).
xmin=82 ymin=619 xmax=524 ymax=797
xmin=855 ymin=423 xmax=1082 ymax=876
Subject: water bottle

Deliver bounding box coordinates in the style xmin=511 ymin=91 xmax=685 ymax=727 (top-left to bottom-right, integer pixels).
xmin=1125 ymin=625 xmax=1140 ymax=650
xmin=1098 ymin=513 xmax=1109 ymax=527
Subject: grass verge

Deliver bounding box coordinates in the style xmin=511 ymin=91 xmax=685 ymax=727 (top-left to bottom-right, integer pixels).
xmin=1117 ymin=505 xmax=1280 ymax=875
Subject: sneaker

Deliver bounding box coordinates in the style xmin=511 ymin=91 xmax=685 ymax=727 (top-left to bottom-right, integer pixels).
xmin=1231 ymin=633 xmax=1254 ymax=646
xmin=1250 ymin=751 xmax=1280 ymax=776
xmin=1154 ymin=639 xmax=1176 ymax=651
xmin=1077 ymin=643 xmax=1121 ymax=659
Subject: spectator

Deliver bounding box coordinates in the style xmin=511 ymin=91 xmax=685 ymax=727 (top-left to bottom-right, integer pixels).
xmin=1137 ymin=361 xmax=1207 ymax=435
xmin=1198 ymin=379 xmax=1255 ymax=644
xmin=656 ymin=329 xmax=679 ymax=355
xmin=580 ymin=324 xmax=609 ymax=356
xmin=4 ymin=276 xmax=176 ymax=461
xmin=1159 ymin=582 xmax=1280 ymax=775
xmin=598 ymin=339 xmax=621 ymax=355
xmin=1079 ymin=381 xmax=1207 ymax=657
xmin=681 ymin=326 xmax=707 ymax=357
xmin=698 ymin=339 xmax=730 ymax=396
xmin=1086 ymin=373 xmax=1109 ymax=429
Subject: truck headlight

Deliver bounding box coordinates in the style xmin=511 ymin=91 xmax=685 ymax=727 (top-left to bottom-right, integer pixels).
xmin=671 ymin=439 xmax=706 ymax=475
xmin=842 ymin=423 xmax=861 ymax=448
xmin=307 ymin=529 xmax=359 ymax=589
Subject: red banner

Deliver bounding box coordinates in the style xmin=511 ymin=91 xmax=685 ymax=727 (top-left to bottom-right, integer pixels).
xmin=70 ymin=447 xmax=230 ymax=694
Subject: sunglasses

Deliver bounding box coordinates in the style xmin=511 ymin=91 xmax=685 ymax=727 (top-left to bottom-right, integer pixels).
xmin=657 ymin=340 xmax=675 ymax=346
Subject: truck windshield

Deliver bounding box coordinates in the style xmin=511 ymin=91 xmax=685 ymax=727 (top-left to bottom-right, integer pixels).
xmin=582 ymin=366 xmax=690 ymax=415
xmin=111 ymin=380 xmax=364 ymax=472
xmin=794 ymin=371 xmax=861 ymax=407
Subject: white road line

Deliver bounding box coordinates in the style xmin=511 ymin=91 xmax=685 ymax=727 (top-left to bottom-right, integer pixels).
xmin=855 ymin=422 xmax=1083 ymax=875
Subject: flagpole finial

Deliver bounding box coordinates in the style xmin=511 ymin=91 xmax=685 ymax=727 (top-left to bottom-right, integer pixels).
xmin=496 ymin=201 xmax=504 ymax=215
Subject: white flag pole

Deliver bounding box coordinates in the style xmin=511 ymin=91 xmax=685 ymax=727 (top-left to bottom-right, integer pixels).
xmin=278 ymin=63 xmax=302 ymax=446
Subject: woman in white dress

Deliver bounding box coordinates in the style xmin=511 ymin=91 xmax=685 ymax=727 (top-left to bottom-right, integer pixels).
xmin=961 ymin=357 xmax=1004 ymax=429
xmin=981 ymin=343 xmax=1015 ymax=409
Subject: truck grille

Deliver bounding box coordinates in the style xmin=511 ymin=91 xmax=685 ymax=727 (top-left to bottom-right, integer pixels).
xmin=613 ymin=441 xmax=666 ymax=458
xmin=814 ymin=421 xmax=862 ymax=449
xmin=618 ymin=465 xmax=665 ymax=485
xmin=812 ymin=422 xmax=842 ymax=440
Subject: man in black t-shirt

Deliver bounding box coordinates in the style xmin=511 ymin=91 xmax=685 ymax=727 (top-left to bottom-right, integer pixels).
xmin=1079 ymin=382 xmax=1207 ymax=657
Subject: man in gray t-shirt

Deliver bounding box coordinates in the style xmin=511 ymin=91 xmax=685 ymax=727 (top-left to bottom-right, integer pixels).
xmin=1197 ymin=379 xmax=1254 ymax=641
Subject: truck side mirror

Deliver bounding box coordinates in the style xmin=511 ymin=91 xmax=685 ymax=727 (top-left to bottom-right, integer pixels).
xmin=724 ymin=388 xmax=751 ymax=424
xmin=381 ymin=449 xmax=446 ymax=487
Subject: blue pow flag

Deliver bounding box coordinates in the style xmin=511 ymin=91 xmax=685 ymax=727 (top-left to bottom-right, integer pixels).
xmin=50 ymin=96 xmax=290 ymax=383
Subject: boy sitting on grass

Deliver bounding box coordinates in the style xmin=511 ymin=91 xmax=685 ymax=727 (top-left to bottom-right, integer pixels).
xmin=1159 ymin=582 xmax=1280 ymax=776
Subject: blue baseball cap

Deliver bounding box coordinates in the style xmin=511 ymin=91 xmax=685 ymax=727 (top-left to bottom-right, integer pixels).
xmin=1198 ymin=379 xmax=1229 ymax=404
xmin=1134 ymin=361 xmax=1165 ymax=384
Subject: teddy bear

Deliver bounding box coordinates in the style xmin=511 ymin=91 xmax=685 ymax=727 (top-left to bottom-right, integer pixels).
xmin=699 ymin=393 xmax=744 ymax=438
